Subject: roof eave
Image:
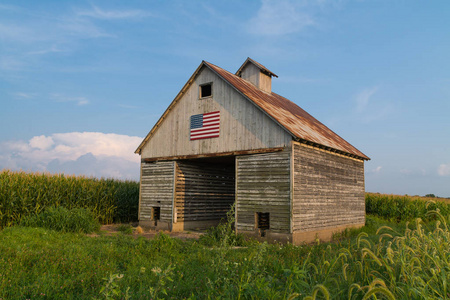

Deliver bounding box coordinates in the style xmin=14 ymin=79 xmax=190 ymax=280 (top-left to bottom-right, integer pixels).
xmin=296 ymin=138 xmax=370 ymax=161
xmin=135 ymin=61 xmax=207 ymax=154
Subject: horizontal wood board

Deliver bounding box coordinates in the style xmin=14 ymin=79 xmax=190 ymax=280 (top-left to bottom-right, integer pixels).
xmin=175 ymin=161 xmax=235 ymax=222
xmin=236 ymin=150 xmax=291 ymax=233
xmin=292 ymin=143 xmax=365 ymax=232
xmin=140 ymin=161 xmax=174 ymax=222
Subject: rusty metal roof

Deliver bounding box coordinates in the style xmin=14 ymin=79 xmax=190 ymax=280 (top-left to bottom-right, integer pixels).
xmin=205 ymin=61 xmax=370 ymax=160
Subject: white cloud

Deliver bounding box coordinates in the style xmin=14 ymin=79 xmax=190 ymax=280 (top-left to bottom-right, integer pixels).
xmin=0 ymin=132 xmax=142 ymax=180
xmin=0 ymin=56 xmax=24 ymax=71
xmin=247 ymin=0 xmax=315 ymax=36
xmin=352 ymin=87 xmax=395 ymax=123
xmin=400 ymin=168 xmax=427 ymax=176
xmin=29 ymin=135 xmax=54 ymax=150
xmin=438 ymin=164 xmax=450 ymax=176
xmin=12 ymin=92 xmax=35 ymax=99
xmin=0 ymin=4 xmax=19 ymax=12
xmin=75 ymin=5 xmax=149 ymax=20
xmin=0 ymin=4 xmax=150 ymax=75
xmin=51 ymin=93 xmax=90 ymax=106
xmin=27 ymin=45 xmax=64 ymax=56
xmin=355 ymin=87 xmax=377 ymax=113
xmin=372 ymin=166 xmax=382 ymax=173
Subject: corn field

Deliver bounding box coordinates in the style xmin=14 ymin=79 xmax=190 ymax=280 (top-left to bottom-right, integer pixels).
xmin=0 ymin=170 xmax=139 ymax=228
xmin=366 ymin=193 xmax=450 ymax=222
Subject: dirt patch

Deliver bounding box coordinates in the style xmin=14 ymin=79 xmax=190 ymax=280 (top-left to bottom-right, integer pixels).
xmin=89 ymin=224 xmax=205 ymax=241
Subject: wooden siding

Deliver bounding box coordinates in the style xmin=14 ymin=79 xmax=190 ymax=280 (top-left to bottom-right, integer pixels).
xmin=240 ymin=63 xmax=260 ymax=89
xmin=174 ymin=161 xmax=235 ymax=222
xmin=140 ymin=66 xmax=291 ymax=159
xmin=236 ymin=150 xmax=291 ymax=233
xmin=240 ymin=62 xmax=272 ymax=93
xmin=292 ymin=142 xmax=365 ymax=232
xmin=258 ymin=71 xmax=272 ymax=93
xmin=140 ymin=161 xmax=174 ymax=222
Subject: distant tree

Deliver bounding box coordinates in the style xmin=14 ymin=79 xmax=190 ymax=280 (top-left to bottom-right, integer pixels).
xmin=425 ymin=194 xmax=436 ymax=198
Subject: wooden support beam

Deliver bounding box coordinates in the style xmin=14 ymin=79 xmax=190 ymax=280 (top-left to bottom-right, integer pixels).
xmin=141 ymin=147 xmax=285 ymax=163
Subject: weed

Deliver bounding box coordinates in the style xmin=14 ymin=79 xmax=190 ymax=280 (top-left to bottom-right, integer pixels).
xmin=20 ymin=206 xmax=100 ymax=233
xmin=148 ymin=264 xmax=174 ymax=299
xmin=135 ymin=226 xmax=144 ymax=234
xmin=117 ymin=224 xmax=133 ymax=235
xmin=199 ymin=203 xmax=244 ymax=247
xmin=94 ymin=273 xmax=130 ymax=300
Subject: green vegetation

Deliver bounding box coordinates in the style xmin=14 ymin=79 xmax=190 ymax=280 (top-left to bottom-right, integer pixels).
xmin=1 ymin=214 xmax=449 ymax=299
xmin=3 ymin=170 xmax=450 ymax=298
xmin=0 ymin=170 xmax=139 ymax=228
xmin=199 ymin=203 xmax=245 ymax=247
xmin=117 ymin=224 xmax=134 ymax=235
xmin=366 ymin=192 xmax=450 ymax=222
xmin=20 ymin=206 xmax=100 ymax=234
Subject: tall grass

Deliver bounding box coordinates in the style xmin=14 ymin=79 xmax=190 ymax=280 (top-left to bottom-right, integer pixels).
xmin=366 ymin=192 xmax=450 ymax=222
xmin=1 ymin=214 xmax=450 ymax=299
xmin=20 ymin=206 xmax=100 ymax=234
xmin=0 ymin=170 xmax=139 ymax=228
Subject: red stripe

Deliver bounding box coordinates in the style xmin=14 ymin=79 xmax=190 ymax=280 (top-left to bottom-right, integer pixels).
xmin=191 ymin=134 xmax=219 ymax=140
xmin=203 ymin=111 xmax=220 ymax=116
xmin=191 ymin=129 xmax=220 ymax=136
xmin=191 ymin=130 xmax=220 ymax=137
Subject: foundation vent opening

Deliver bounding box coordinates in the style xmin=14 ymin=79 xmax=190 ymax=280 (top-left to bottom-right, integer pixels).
xmin=256 ymin=212 xmax=270 ymax=237
xmin=152 ymin=207 xmax=161 ymax=225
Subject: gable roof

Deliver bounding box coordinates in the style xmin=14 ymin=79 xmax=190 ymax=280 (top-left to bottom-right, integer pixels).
xmin=136 ymin=59 xmax=369 ymax=160
xmin=205 ymin=61 xmax=369 ymax=160
xmin=236 ymin=57 xmax=278 ymax=78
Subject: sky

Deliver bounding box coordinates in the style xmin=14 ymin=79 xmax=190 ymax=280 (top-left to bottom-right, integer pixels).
xmin=1 ymin=0 xmax=449 ymax=197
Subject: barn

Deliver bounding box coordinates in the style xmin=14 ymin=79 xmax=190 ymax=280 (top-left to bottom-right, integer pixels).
xmin=135 ymin=58 xmax=370 ymax=244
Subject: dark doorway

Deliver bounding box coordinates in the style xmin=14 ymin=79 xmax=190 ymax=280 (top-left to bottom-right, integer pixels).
xmin=174 ymin=156 xmax=235 ymax=227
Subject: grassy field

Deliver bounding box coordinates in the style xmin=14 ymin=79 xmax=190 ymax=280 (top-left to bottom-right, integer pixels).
xmin=1 ymin=213 xmax=449 ymax=299
xmin=2 ymin=171 xmax=450 ymax=299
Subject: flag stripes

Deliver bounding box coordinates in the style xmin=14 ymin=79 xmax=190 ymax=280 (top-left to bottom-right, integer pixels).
xmin=190 ymin=111 xmax=220 ymax=140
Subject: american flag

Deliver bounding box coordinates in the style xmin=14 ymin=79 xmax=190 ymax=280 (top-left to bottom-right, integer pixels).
xmin=190 ymin=111 xmax=220 ymax=140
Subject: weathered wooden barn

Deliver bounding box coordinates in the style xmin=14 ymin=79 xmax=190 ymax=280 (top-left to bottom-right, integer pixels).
xmin=135 ymin=58 xmax=370 ymax=244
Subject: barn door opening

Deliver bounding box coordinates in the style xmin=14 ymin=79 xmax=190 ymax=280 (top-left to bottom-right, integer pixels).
xmin=174 ymin=156 xmax=235 ymax=229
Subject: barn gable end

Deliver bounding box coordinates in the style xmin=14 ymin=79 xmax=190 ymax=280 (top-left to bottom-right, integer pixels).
xmin=138 ymin=64 xmax=292 ymax=160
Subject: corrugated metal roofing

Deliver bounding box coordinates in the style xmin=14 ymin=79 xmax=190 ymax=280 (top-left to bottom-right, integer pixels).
xmin=205 ymin=61 xmax=370 ymax=160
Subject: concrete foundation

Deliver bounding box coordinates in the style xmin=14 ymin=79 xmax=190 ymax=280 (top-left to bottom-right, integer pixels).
xmin=239 ymin=222 xmax=365 ymax=245
xmin=139 ymin=219 xmax=221 ymax=232
xmin=139 ymin=220 xmax=365 ymax=245
xmin=292 ymin=223 xmax=365 ymax=244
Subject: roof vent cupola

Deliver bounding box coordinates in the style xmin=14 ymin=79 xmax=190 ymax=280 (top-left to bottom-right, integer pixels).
xmin=235 ymin=57 xmax=278 ymax=94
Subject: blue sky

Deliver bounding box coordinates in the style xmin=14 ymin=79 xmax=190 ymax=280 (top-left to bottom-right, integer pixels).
xmin=1 ymin=1 xmax=449 ymax=197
